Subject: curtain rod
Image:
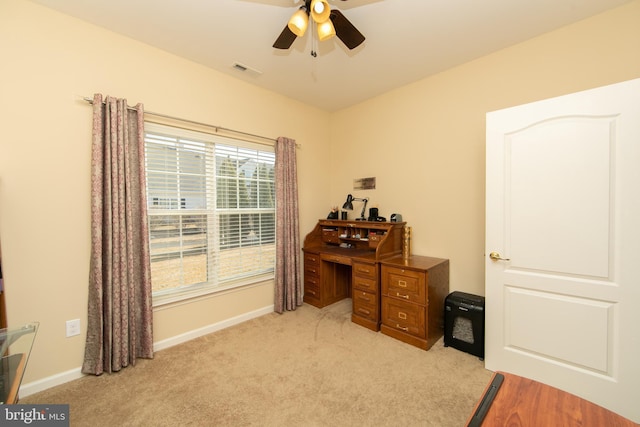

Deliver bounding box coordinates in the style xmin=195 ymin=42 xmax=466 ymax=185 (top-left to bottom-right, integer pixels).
xmin=82 ymin=96 xmax=280 ymax=146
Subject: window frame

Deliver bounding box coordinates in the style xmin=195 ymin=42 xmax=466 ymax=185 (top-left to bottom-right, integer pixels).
xmin=144 ymin=122 xmax=276 ymax=307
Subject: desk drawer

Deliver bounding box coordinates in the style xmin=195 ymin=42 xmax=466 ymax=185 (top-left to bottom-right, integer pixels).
xmin=382 ymin=298 xmax=425 ymax=338
xmin=321 ymin=229 xmax=340 ymax=244
xmin=304 ymin=274 xmax=320 ymax=289
xmin=353 ymin=290 xmax=378 ymax=322
xmin=305 ymin=263 xmax=320 ymax=277
xmin=368 ymin=234 xmax=383 ymax=249
xmin=304 ymin=253 xmax=320 ymax=277
xmin=304 ymin=252 xmax=320 ymax=266
xmin=353 ymin=261 xmax=377 ymax=280
xmin=320 ymin=253 xmax=352 ymax=265
xmin=304 ymin=285 xmax=320 ymax=301
xmin=382 ymin=266 xmax=426 ymax=305
xmin=353 ymin=276 xmax=377 ymax=293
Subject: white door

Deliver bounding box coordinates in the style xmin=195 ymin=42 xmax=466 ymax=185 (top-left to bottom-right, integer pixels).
xmin=485 ymin=78 xmax=640 ymax=422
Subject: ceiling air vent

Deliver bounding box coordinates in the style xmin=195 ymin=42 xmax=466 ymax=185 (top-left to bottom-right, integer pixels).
xmin=232 ymin=62 xmax=262 ymax=77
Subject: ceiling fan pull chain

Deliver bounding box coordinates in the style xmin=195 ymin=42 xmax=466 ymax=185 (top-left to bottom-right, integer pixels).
xmin=310 ymin=21 xmax=317 ymax=57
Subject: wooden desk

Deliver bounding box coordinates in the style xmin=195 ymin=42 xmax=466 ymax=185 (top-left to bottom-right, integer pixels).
xmin=467 ymin=371 xmax=638 ymax=426
xmin=302 ymin=219 xmax=406 ymax=319
xmin=303 ymin=220 xmax=450 ymax=350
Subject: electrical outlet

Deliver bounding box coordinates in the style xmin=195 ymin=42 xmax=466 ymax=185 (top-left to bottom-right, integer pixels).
xmin=66 ymin=319 xmax=81 ymax=337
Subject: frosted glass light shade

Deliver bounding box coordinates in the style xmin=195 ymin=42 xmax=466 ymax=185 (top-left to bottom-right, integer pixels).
xmin=317 ymin=20 xmax=336 ymax=41
xmin=310 ymin=0 xmax=331 ymax=23
xmin=288 ymin=9 xmax=309 ymax=37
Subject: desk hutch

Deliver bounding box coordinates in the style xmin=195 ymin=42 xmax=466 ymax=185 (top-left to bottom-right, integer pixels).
xmin=302 ymin=219 xmax=449 ymax=350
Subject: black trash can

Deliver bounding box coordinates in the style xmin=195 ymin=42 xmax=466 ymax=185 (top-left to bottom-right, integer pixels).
xmin=444 ymin=291 xmax=485 ymax=360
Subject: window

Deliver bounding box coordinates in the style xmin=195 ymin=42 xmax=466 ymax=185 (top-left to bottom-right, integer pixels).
xmin=144 ymin=123 xmax=276 ymax=304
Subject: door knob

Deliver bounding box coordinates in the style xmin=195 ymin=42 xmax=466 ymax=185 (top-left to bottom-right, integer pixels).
xmin=489 ymin=251 xmax=510 ymax=261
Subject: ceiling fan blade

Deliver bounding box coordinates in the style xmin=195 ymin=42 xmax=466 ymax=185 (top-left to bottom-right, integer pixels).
xmin=273 ymin=25 xmax=297 ymax=49
xmin=330 ymin=9 xmax=365 ymax=50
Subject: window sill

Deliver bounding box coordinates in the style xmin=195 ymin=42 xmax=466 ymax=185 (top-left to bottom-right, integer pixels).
xmin=152 ymin=273 xmax=274 ymax=310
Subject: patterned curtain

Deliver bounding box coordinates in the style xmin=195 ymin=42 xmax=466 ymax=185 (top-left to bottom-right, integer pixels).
xmin=82 ymin=94 xmax=154 ymax=375
xmin=274 ymin=137 xmax=302 ymax=313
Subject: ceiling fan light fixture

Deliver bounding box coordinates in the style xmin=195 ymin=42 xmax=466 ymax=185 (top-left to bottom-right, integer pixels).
xmin=310 ymin=0 xmax=331 ymax=23
xmin=288 ymin=8 xmax=309 ymax=37
xmin=273 ymin=1 xmax=365 ymax=52
xmin=317 ymin=20 xmax=336 ymax=41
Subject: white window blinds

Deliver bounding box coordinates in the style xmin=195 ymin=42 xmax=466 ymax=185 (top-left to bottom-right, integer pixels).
xmin=144 ymin=123 xmax=275 ymax=303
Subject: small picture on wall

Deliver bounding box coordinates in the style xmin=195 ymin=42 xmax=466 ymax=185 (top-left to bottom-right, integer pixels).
xmin=354 ymin=177 xmax=376 ymax=190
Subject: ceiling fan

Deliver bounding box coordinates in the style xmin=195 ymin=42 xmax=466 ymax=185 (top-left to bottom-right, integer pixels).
xmin=273 ymin=0 xmax=365 ymax=50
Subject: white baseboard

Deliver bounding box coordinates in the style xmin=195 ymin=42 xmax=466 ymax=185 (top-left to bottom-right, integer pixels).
xmin=19 ymin=304 xmax=274 ymax=398
xmin=153 ymin=304 xmax=274 ymax=351
xmin=19 ymin=367 xmax=85 ymax=398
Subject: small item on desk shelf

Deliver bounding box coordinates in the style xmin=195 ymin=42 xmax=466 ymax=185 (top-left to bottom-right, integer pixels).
xmin=390 ymin=213 xmax=403 ymax=222
xmin=368 ymin=207 xmax=386 ymax=222
xmin=327 ymin=206 xmax=339 ymax=219
xmin=339 ymin=243 xmax=353 ymax=248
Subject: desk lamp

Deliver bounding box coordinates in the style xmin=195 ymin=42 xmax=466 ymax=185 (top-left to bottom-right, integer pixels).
xmin=342 ymin=194 xmax=369 ymax=221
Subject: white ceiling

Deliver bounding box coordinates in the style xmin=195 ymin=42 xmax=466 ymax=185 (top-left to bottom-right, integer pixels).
xmin=30 ymin=0 xmax=632 ymax=112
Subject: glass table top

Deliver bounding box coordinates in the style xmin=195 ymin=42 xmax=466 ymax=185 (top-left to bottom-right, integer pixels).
xmin=1 ymin=322 xmax=39 ymax=404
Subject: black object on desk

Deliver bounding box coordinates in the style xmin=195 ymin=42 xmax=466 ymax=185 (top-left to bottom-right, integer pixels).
xmin=467 ymin=372 xmax=504 ymax=427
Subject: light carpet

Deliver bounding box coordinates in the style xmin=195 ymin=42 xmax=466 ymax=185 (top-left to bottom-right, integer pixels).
xmin=22 ymin=299 xmax=492 ymax=426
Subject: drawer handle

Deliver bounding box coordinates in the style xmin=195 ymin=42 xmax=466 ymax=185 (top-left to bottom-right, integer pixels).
xmin=307 ymin=290 xmax=316 ymax=295
xmin=396 ymin=324 xmax=409 ymax=332
xmin=398 ymin=312 xmax=407 ymax=320
xmin=358 ymin=308 xmax=371 ymax=315
xmin=309 ymin=268 xmax=317 ymax=274
xmin=360 ymin=293 xmax=370 ymax=302
xmin=398 ymin=280 xmax=407 ymax=288
xmin=396 ymin=292 xmax=409 ymax=300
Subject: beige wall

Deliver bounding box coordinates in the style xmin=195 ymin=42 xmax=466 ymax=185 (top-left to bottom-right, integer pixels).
xmin=1 ymin=0 xmax=639 ymax=388
xmin=330 ymin=0 xmax=640 ymax=295
xmin=0 ymin=0 xmax=330 ymax=385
